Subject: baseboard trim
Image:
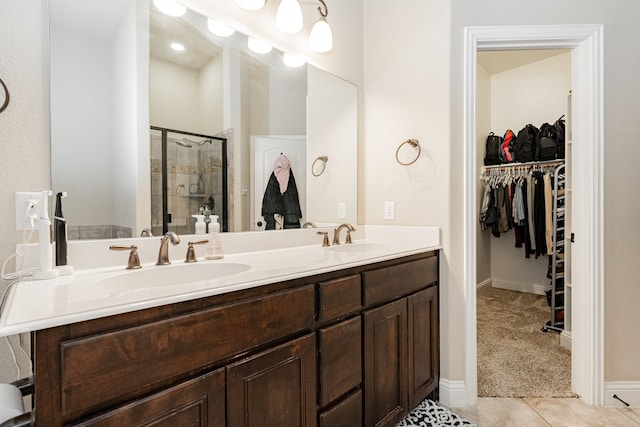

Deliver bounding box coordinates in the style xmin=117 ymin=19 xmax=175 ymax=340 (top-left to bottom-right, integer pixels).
xmin=438 ymin=378 xmax=468 ymax=408
xmin=476 ymin=278 xmax=492 ymax=293
xmin=604 ymin=382 xmax=640 ymax=407
xmin=560 ymin=330 xmax=572 ymax=350
xmin=492 ymin=279 xmax=547 ymax=296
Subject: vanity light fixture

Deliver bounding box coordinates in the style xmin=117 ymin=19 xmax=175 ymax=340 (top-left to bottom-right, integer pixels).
xmin=309 ymin=0 xmax=333 ymax=53
xmin=153 ymin=0 xmax=186 ymax=17
xmin=170 ymin=42 xmax=185 ymax=51
xmin=208 ymin=18 xmax=235 ymax=37
xmin=248 ymin=37 xmax=273 ymax=54
xmin=234 ymin=0 xmax=266 ymax=11
xmin=276 ymin=0 xmax=303 ymax=34
xmin=283 ymin=53 xmax=305 ymax=68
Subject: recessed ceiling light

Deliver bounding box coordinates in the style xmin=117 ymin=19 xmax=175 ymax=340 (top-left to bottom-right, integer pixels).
xmin=153 ymin=0 xmax=187 ymax=17
xmin=170 ymin=42 xmax=185 ymax=51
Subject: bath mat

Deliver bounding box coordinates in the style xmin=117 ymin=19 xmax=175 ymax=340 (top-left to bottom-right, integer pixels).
xmin=396 ymin=399 xmax=477 ymax=427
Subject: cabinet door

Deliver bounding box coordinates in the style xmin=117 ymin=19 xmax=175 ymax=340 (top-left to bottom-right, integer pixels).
xmin=72 ymin=368 xmax=225 ymax=427
xmin=407 ymin=286 xmax=439 ymax=408
xmin=227 ymin=334 xmax=316 ymax=427
xmin=364 ymin=299 xmax=408 ymax=427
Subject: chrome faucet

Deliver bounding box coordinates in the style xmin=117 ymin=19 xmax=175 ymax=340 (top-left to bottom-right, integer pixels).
xmin=156 ymin=231 xmax=180 ymax=265
xmin=332 ymin=223 xmax=355 ymax=245
xmin=140 ymin=227 xmax=153 ymax=237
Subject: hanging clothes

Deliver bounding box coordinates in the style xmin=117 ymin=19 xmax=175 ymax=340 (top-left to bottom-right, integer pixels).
xmin=479 ymin=164 xmax=562 ymax=259
xmin=261 ymin=154 xmax=302 ymax=230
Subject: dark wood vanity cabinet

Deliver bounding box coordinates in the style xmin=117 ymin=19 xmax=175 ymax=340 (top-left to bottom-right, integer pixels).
xmin=363 ymin=256 xmax=440 ymax=427
xmin=33 ymin=251 xmax=439 ymax=427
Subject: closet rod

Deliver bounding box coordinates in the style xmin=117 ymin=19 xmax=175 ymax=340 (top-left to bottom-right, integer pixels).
xmin=482 ymin=159 xmax=564 ymax=172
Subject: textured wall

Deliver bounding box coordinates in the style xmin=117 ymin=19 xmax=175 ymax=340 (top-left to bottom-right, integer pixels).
xmin=0 ymin=0 xmax=50 ymax=382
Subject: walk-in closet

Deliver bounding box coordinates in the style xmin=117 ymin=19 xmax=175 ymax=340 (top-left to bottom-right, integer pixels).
xmin=475 ymin=49 xmax=574 ymax=398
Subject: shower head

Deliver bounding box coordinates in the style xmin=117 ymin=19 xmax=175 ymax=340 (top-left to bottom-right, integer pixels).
xmin=174 ymin=139 xmax=193 ymax=148
xmin=182 ymin=137 xmax=212 ymax=146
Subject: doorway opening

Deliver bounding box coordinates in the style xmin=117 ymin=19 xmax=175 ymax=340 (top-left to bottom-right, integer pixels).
xmin=475 ymin=49 xmax=572 ymax=398
xmin=463 ymin=25 xmax=604 ymax=407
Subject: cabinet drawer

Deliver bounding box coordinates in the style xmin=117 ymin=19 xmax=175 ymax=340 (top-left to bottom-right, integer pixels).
xmin=59 ymin=285 xmax=314 ymax=418
xmin=317 ymin=274 xmax=361 ymax=321
xmin=318 ymin=316 xmax=362 ymax=406
xmin=319 ymin=389 xmax=362 ymax=427
xmin=362 ymin=255 xmax=437 ymax=306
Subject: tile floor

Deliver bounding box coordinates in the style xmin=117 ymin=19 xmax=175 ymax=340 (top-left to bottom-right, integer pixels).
xmin=451 ymin=398 xmax=640 ymax=426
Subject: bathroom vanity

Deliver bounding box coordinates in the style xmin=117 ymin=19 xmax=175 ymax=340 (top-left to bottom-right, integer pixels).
xmin=1 ymin=226 xmax=440 ymax=427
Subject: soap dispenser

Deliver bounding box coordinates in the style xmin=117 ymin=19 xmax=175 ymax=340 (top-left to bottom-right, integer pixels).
xmin=192 ymin=215 xmax=206 ymax=235
xmin=205 ymin=215 xmax=224 ymax=259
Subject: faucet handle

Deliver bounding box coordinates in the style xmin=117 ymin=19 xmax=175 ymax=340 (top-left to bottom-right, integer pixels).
xmin=185 ymin=240 xmax=209 ymax=263
xmin=345 ymin=229 xmax=353 ymax=244
xmin=317 ymin=231 xmax=330 ymax=247
xmin=109 ymin=245 xmax=142 ymax=269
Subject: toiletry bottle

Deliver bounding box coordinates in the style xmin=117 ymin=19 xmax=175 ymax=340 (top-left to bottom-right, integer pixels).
xmin=192 ymin=214 xmax=206 ymax=235
xmin=54 ymin=192 xmax=67 ymax=266
xmin=205 ymin=215 xmax=224 ymax=259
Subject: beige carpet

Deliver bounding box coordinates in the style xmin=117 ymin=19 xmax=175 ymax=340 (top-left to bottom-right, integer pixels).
xmin=477 ymin=287 xmax=575 ymax=398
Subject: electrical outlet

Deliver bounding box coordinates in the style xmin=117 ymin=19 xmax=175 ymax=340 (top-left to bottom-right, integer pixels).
xmin=15 ymin=192 xmax=42 ymax=231
xmin=384 ymin=201 xmax=395 ymax=220
xmin=337 ymin=202 xmax=346 ymax=219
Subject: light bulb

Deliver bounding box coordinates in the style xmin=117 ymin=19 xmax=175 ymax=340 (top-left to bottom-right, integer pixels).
xmin=248 ymin=37 xmax=272 ymax=54
xmin=309 ymin=18 xmax=333 ymax=53
xmin=153 ymin=0 xmax=186 ymax=17
xmin=283 ymin=53 xmax=305 ymax=68
xmin=208 ymin=18 xmax=235 ymax=37
xmin=276 ymin=0 xmax=303 ymax=34
xmin=170 ymin=42 xmax=185 ymax=51
xmin=234 ymin=0 xmax=266 ymax=10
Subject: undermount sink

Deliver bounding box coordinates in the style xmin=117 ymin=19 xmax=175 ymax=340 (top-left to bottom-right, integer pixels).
xmin=329 ymin=242 xmax=386 ymax=253
xmin=96 ymin=262 xmax=251 ymax=292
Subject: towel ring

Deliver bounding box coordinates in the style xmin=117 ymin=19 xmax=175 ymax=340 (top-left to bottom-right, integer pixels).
xmin=312 ymin=156 xmax=328 ymax=177
xmin=396 ymin=139 xmax=421 ymax=166
xmin=0 ymin=78 xmax=9 ymax=114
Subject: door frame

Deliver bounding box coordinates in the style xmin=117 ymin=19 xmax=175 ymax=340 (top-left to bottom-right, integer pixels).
xmin=463 ymin=25 xmax=604 ymax=406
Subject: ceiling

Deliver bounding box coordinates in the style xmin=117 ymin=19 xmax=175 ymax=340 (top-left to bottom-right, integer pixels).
xmin=477 ymin=49 xmax=570 ymax=76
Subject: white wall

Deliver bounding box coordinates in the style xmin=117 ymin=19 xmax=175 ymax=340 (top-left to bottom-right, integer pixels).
xmin=476 ymin=64 xmax=492 ymax=284
xmin=198 ymin=57 xmax=224 ymax=135
xmin=268 ymin=66 xmax=306 ymax=135
xmin=0 ymin=0 xmax=49 ymax=383
xmin=485 ymin=52 xmax=571 ymax=292
xmin=50 ymin=17 xmax=114 ymax=227
xmin=150 ymin=57 xmax=202 ymax=132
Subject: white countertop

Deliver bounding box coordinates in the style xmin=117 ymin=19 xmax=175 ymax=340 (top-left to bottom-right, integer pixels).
xmin=0 ymin=225 xmax=440 ymax=337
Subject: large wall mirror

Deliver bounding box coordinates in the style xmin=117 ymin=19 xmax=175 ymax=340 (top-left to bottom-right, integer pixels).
xmin=50 ymin=0 xmax=357 ymax=239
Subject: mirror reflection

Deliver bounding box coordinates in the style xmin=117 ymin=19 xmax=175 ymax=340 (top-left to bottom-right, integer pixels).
xmin=50 ymin=0 xmax=357 ymax=239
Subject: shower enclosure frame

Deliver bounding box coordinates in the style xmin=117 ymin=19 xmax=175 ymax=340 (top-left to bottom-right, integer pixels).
xmin=151 ymin=126 xmax=229 ymax=233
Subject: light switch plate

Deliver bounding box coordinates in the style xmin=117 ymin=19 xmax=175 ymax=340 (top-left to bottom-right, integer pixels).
xmin=337 ymin=202 xmax=346 ymax=219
